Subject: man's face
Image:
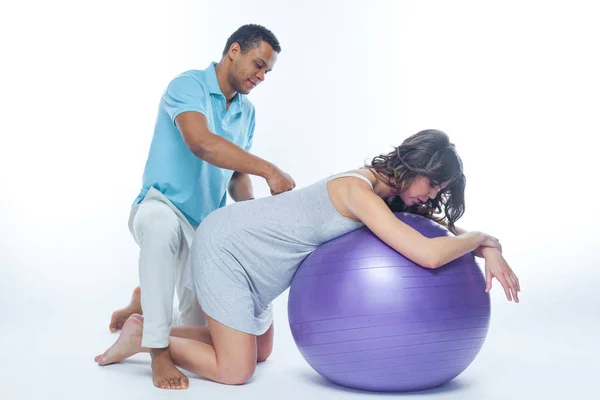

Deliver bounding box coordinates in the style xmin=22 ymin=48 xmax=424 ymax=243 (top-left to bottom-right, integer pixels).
xmin=229 ymin=41 xmax=278 ymax=95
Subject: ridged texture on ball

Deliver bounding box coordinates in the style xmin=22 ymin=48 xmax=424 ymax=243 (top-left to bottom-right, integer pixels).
xmin=288 ymin=212 xmax=491 ymax=392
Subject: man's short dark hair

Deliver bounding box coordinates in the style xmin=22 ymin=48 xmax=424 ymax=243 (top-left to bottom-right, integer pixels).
xmin=222 ymin=24 xmax=281 ymax=56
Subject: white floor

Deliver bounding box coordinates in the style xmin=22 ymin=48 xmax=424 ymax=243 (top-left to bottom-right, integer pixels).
xmin=2 ymin=271 xmax=598 ymax=400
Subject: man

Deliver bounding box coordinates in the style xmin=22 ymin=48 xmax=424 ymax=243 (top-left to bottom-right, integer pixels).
xmin=98 ymin=24 xmax=295 ymax=389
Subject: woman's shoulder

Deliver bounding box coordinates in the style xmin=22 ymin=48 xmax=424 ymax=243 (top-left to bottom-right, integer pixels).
xmin=327 ymin=169 xmax=375 ymax=189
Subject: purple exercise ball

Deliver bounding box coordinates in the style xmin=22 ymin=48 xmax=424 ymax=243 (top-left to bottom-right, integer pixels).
xmin=288 ymin=212 xmax=491 ymax=392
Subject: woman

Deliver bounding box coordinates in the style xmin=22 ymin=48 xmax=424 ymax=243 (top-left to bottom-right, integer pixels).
xmin=95 ymin=129 xmax=520 ymax=389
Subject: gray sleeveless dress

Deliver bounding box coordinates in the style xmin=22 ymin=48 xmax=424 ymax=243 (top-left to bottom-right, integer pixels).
xmin=184 ymin=172 xmax=372 ymax=335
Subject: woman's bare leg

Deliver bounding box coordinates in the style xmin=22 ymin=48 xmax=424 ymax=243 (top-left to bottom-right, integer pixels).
xmin=256 ymin=322 xmax=274 ymax=362
xmin=130 ymin=314 xmax=273 ymax=362
xmin=95 ymin=314 xmax=274 ymax=385
xmin=132 ymin=314 xmax=213 ymax=345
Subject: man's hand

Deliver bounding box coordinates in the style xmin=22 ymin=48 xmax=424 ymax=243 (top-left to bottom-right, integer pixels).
xmin=265 ymin=166 xmax=295 ymax=195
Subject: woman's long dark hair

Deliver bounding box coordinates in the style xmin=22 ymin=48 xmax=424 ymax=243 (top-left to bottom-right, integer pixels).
xmin=365 ymin=129 xmax=466 ymax=233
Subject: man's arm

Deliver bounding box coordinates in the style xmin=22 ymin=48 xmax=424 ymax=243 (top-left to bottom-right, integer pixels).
xmin=228 ymin=172 xmax=255 ymax=202
xmin=175 ymin=111 xmax=295 ymax=195
xmin=176 ymin=111 xmax=274 ymax=178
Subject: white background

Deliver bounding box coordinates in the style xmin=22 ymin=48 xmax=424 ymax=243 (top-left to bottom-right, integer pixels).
xmin=1 ymin=0 xmax=599 ymax=399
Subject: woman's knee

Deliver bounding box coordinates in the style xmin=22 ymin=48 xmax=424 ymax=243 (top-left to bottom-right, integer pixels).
xmin=257 ymin=343 xmax=272 ymax=363
xmin=217 ymin=362 xmax=256 ymax=385
xmin=207 ymin=315 xmax=262 ymax=385
xmin=257 ymin=324 xmax=274 ymax=363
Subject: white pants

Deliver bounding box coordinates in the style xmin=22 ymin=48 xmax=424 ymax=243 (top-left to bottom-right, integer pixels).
xmin=129 ymin=187 xmax=206 ymax=348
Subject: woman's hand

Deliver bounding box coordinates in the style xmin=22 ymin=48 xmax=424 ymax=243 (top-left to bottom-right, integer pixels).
xmin=481 ymin=247 xmax=520 ymax=302
xmin=476 ymin=233 xmax=503 ymax=255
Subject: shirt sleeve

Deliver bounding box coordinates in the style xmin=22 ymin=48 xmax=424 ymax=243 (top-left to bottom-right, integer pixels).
xmin=162 ymin=75 xmax=207 ymax=125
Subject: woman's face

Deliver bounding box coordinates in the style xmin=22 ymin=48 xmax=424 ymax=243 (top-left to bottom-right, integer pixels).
xmin=397 ymin=176 xmax=448 ymax=206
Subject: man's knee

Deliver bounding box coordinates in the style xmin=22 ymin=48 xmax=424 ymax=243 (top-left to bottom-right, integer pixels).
xmin=134 ymin=201 xmax=182 ymax=252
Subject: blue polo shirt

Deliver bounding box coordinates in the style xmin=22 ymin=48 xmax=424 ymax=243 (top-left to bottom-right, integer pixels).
xmin=133 ymin=62 xmax=256 ymax=227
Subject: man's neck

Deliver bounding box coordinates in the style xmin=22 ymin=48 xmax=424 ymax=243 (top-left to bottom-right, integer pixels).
xmin=214 ymin=62 xmax=237 ymax=102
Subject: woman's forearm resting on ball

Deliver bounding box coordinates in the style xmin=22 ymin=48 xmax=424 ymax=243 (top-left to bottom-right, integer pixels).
xmin=424 ymin=232 xmax=485 ymax=269
xmin=346 ymin=186 xmax=485 ymax=269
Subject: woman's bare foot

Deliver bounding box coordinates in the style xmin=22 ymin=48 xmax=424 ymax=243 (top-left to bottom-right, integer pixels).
xmin=130 ymin=314 xmax=144 ymax=323
xmin=95 ymin=315 xmax=143 ymax=365
xmin=150 ymin=348 xmax=190 ymax=390
xmin=109 ymin=286 xmax=142 ymax=333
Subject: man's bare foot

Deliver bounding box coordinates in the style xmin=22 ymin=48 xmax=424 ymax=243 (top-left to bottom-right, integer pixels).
xmin=151 ymin=348 xmax=190 ymax=390
xmin=109 ymin=286 xmax=142 ymax=333
xmin=95 ymin=315 xmax=143 ymax=365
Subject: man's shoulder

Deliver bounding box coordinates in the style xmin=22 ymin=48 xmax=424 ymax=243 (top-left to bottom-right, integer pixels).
xmin=175 ymin=69 xmax=207 ymax=79
xmin=167 ymin=69 xmax=209 ymax=90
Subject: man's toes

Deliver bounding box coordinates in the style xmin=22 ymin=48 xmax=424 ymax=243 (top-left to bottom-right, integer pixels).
xmin=175 ymin=376 xmax=188 ymax=389
xmin=180 ymin=376 xmax=189 ymax=389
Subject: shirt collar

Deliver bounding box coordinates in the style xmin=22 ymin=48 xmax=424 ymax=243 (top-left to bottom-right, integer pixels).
xmin=206 ymin=62 xmax=243 ymax=106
